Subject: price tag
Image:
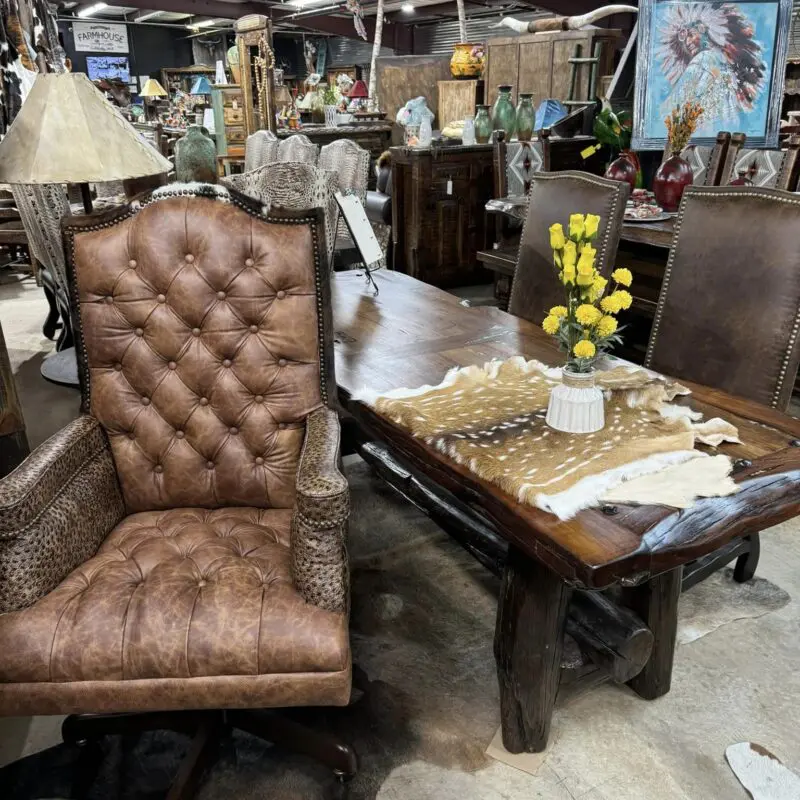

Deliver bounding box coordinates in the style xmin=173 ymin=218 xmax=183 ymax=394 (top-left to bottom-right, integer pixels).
xmin=580 ymin=144 xmax=601 ymax=160
xmin=232 ymin=99 xmax=239 ymax=110
xmin=446 ymin=178 xmax=453 ymax=195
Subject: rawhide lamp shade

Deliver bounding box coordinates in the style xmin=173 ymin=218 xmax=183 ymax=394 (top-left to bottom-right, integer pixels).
xmin=0 ymin=73 xmax=173 ymax=186
xmin=349 ymin=79 xmax=368 ymax=99
xmin=140 ymin=78 xmax=168 ymax=97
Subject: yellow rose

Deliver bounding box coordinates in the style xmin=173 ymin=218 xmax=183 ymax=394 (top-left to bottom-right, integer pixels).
xmin=569 ymin=213 xmax=585 ymax=240
xmin=562 ymin=240 xmax=577 ymax=270
xmin=584 ymin=214 xmax=601 ymax=240
xmin=575 ymin=304 xmax=602 ymax=326
xmin=573 ymin=339 xmax=596 ymax=359
xmin=590 ymin=275 xmax=608 ymax=302
xmin=612 ymin=267 xmax=633 ymax=287
xmin=596 ymin=315 xmax=618 ymax=337
xmin=577 ymin=245 xmax=596 ymax=272
xmin=542 ymin=315 xmax=560 ymax=335
xmin=612 ymin=289 xmax=633 ymax=310
xmin=600 ymin=294 xmax=622 ymax=314
xmin=549 ymin=223 xmax=566 ymax=251
xmin=549 ymin=305 xmax=568 ymax=318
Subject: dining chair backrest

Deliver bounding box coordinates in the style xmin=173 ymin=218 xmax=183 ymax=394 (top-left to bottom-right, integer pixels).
xmin=244 ymin=130 xmax=279 ymax=171
xmin=508 ymin=171 xmax=630 ymax=326
xmin=278 ymin=134 xmax=319 ymax=165
xmin=720 ymin=134 xmax=800 ymax=191
xmin=318 ymin=139 xmax=370 ymax=238
xmin=10 ymin=183 xmax=70 ymax=292
xmin=678 ymin=131 xmax=732 ymax=186
xmin=645 ymin=185 xmax=800 ymax=410
xmin=222 ymin=161 xmax=339 ymax=267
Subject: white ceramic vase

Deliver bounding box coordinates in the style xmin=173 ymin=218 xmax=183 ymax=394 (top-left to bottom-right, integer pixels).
xmin=546 ymin=368 xmax=604 ymax=434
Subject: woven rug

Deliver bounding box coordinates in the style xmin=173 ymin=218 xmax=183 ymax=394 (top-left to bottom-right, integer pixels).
xmin=355 ymin=357 xmax=740 ymax=519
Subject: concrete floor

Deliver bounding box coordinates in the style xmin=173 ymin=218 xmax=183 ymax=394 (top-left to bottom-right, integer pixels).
xmin=1 ymin=274 xmax=799 ymax=798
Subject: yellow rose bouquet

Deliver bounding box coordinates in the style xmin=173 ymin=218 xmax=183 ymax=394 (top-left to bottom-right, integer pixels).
xmin=542 ymin=213 xmax=632 ymax=373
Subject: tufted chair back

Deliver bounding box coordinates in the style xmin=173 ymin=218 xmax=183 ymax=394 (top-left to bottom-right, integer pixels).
xmin=65 ymin=188 xmax=333 ymax=513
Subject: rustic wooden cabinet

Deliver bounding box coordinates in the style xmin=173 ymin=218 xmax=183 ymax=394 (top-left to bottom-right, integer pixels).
xmin=484 ymin=29 xmax=622 ymax=108
xmin=391 ymin=144 xmax=494 ymax=287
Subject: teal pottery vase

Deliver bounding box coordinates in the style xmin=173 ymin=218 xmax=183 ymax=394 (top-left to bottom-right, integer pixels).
xmin=474 ymin=105 xmax=492 ymax=144
xmin=491 ymin=85 xmax=516 ymax=139
xmin=515 ymin=93 xmax=535 ymax=141
xmin=175 ymin=125 xmax=217 ymax=184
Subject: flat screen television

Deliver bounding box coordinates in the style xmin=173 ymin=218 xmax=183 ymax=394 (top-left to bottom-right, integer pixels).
xmin=85 ymin=55 xmax=131 ymax=83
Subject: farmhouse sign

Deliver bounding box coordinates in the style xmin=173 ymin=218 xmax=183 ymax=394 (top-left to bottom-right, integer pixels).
xmin=73 ymin=22 xmax=129 ymax=54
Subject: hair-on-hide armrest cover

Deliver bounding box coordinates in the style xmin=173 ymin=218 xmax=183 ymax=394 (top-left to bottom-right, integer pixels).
xmin=291 ymin=407 xmax=350 ymax=614
xmin=0 ymin=415 xmax=125 ymax=613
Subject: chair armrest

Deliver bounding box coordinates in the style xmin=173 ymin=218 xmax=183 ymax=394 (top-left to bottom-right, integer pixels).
xmin=291 ymin=407 xmax=349 ymax=613
xmin=0 ymin=415 xmax=125 ymax=613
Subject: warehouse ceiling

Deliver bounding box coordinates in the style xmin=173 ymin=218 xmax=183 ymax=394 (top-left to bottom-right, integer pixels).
xmin=58 ymin=0 xmax=589 ymax=49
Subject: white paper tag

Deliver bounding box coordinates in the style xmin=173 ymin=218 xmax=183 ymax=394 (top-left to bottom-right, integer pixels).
xmin=446 ymin=179 xmax=453 ymax=195
xmin=232 ymin=99 xmax=239 ymax=109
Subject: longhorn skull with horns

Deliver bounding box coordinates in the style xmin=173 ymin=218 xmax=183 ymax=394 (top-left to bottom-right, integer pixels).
xmin=490 ymin=5 xmax=637 ymax=35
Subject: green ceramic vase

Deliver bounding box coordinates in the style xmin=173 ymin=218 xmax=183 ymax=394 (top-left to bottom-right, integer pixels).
xmin=491 ymin=85 xmax=516 ymax=138
xmin=474 ymin=105 xmax=492 ymax=144
xmin=515 ymin=93 xmax=535 ymax=141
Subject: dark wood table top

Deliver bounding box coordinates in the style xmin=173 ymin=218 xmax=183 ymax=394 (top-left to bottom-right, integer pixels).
xmin=332 ymin=270 xmax=800 ymax=588
xmin=620 ymin=218 xmax=675 ymax=249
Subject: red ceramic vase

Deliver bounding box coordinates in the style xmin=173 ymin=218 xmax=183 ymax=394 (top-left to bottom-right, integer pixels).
xmin=605 ymin=151 xmax=638 ymax=190
xmin=653 ymin=155 xmax=693 ymax=212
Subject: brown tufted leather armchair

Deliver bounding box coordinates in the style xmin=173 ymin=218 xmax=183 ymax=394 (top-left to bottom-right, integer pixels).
xmin=0 ymin=186 xmax=355 ymax=796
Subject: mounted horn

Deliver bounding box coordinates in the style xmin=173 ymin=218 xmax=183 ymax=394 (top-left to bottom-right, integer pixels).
xmin=490 ymin=5 xmax=637 ymax=35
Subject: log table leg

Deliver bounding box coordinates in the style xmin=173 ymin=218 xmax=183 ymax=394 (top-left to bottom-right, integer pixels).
xmin=494 ymin=546 xmax=572 ymax=753
xmin=623 ymin=567 xmax=682 ymax=700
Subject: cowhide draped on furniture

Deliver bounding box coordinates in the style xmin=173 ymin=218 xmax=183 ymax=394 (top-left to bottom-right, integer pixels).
xmin=0 ymin=186 xmax=356 ymax=797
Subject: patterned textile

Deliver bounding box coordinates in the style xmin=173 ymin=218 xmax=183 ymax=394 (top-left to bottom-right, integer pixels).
xmin=245 ymin=130 xmax=279 ymax=171
xmin=727 ymin=148 xmax=787 ymax=188
xmin=278 ymin=134 xmax=319 ymax=164
xmin=680 ymin=144 xmax=713 ymax=185
xmin=223 ymin=163 xmax=339 ymax=266
xmin=319 ymin=139 xmax=370 ymax=239
xmin=357 ymin=358 xmax=739 ymax=520
xmin=505 ymin=141 xmax=544 ymax=197
xmin=11 ymin=183 xmax=70 ymax=291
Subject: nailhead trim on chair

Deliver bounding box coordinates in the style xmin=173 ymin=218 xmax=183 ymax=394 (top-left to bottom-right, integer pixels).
xmin=645 ymin=187 xmax=800 ymax=409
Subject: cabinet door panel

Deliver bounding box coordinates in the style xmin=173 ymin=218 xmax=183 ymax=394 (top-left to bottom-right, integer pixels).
xmin=486 ymin=44 xmax=519 ymax=106
xmin=552 ymin=38 xmax=588 ymax=101
xmin=518 ymin=41 xmax=553 ymax=101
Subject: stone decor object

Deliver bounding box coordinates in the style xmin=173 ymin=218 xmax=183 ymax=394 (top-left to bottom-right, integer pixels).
xmin=175 ymin=125 xmax=217 ymax=184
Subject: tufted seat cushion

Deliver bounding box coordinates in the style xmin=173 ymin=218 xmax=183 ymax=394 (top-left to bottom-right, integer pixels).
xmin=0 ymin=508 xmax=350 ymax=715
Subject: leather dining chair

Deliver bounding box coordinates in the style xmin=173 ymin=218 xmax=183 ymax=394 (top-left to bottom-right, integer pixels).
xmin=645 ymin=185 xmax=800 ymax=588
xmin=0 ymin=185 xmax=355 ymax=797
xmin=508 ymin=170 xmax=630 ymax=325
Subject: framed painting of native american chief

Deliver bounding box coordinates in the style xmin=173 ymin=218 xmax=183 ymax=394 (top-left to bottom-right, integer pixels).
xmin=632 ymin=0 xmax=793 ymax=149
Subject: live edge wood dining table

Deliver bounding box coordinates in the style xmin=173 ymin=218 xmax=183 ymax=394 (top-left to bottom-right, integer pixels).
xmin=330 ymin=269 xmax=800 ymax=753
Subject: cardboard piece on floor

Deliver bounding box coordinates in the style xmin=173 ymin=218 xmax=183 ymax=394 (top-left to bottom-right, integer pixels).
xmin=485 ymin=727 xmax=548 ymax=776
xmin=726 ymin=742 xmax=800 ymax=800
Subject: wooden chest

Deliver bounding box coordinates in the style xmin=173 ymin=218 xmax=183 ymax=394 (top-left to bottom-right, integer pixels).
xmin=391 ymin=144 xmax=494 ymax=288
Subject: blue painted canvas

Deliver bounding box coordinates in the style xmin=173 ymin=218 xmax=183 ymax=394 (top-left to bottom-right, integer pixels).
xmin=642 ymin=1 xmax=779 ymax=140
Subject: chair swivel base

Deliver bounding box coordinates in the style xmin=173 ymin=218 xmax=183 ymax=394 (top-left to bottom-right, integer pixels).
xmin=62 ymin=707 xmax=358 ymax=799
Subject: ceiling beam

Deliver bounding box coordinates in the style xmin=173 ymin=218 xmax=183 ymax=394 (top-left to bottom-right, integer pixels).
xmin=101 ymin=0 xmax=413 ymax=50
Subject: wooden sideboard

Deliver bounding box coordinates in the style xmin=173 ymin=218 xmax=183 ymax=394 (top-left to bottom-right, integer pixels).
xmin=391 ymin=144 xmax=494 ymax=288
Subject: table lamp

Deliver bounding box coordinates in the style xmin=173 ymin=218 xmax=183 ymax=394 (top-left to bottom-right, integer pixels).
xmin=348 ymin=79 xmax=369 ymax=110
xmin=140 ymin=77 xmax=168 ymax=121
xmin=190 ymin=76 xmax=212 ymax=96
xmin=0 ymin=73 xmax=173 ymax=213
